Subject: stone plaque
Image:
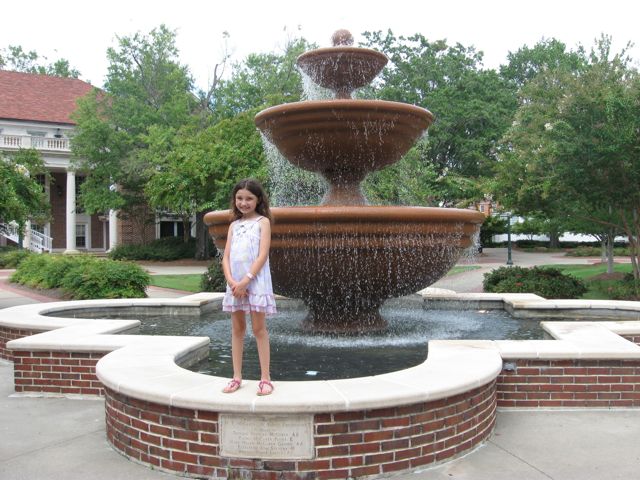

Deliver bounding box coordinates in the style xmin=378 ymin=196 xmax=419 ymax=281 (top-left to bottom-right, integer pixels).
xmin=219 ymin=413 xmax=314 ymax=459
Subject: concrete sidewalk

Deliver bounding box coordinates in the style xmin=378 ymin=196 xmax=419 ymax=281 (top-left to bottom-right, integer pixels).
xmin=2 ymin=250 xmax=639 ymax=479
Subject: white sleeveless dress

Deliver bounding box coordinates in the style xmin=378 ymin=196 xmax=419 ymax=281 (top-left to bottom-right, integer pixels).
xmin=222 ymin=217 xmax=277 ymax=316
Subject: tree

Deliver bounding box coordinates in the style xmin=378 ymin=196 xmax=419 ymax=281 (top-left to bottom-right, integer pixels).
xmin=0 ymin=45 xmax=80 ymax=77
xmin=548 ymin=37 xmax=640 ymax=279
xmin=143 ymin=110 xmax=266 ymax=258
xmin=359 ymin=30 xmax=517 ymax=206
xmin=491 ymin=39 xmax=589 ymax=248
xmin=72 ymin=25 xmax=198 ymax=242
xmin=493 ymin=36 xmax=640 ymax=280
xmin=0 ymin=149 xmax=50 ymax=238
xmin=209 ymin=37 xmax=312 ymax=121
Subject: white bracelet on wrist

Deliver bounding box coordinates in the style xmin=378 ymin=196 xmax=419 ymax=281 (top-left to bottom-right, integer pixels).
xmin=246 ymin=272 xmax=255 ymax=280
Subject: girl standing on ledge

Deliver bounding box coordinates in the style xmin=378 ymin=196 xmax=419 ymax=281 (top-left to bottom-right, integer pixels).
xmin=221 ymin=179 xmax=276 ymax=396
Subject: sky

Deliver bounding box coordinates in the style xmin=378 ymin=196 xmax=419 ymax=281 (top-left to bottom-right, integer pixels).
xmin=1 ymin=0 xmax=638 ymax=90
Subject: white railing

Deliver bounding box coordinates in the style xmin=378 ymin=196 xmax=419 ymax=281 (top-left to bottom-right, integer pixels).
xmin=0 ymin=222 xmax=20 ymax=244
xmin=1 ymin=134 xmax=70 ymax=152
xmin=29 ymin=229 xmax=53 ymax=253
xmin=0 ymin=222 xmax=53 ymax=253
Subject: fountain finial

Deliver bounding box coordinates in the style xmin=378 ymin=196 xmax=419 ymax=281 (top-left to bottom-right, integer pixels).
xmin=331 ymin=29 xmax=354 ymax=46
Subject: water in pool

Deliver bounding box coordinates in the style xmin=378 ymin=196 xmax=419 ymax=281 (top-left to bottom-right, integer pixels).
xmin=130 ymin=300 xmax=544 ymax=381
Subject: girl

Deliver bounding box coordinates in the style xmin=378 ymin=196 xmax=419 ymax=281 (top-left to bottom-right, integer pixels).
xmin=221 ymin=179 xmax=276 ymax=396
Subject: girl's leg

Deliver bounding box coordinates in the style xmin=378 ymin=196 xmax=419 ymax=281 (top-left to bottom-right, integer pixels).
xmin=230 ymin=311 xmax=247 ymax=380
xmin=250 ymin=312 xmax=271 ymax=384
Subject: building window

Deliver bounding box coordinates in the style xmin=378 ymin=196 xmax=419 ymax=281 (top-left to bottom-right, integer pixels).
xmin=160 ymin=221 xmax=189 ymax=238
xmin=76 ymin=224 xmax=87 ymax=248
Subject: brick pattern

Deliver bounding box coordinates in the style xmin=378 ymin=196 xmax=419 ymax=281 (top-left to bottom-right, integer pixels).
xmin=104 ymin=381 xmax=497 ymax=479
xmin=0 ymin=326 xmax=41 ymax=361
xmin=498 ymin=359 xmax=640 ymax=408
xmin=13 ymin=350 xmax=105 ymax=396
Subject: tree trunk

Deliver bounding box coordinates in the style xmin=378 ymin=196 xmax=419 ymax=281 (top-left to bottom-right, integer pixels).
xmin=182 ymin=216 xmax=191 ymax=244
xmin=548 ymin=229 xmax=560 ymax=249
xmin=606 ymin=230 xmax=615 ymax=274
xmin=600 ymin=237 xmax=607 ymax=263
xmin=195 ymin=211 xmax=211 ymax=260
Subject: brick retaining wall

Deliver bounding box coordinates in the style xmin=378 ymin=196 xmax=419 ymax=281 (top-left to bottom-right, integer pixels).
xmin=0 ymin=326 xmax=42 ymax=361
xmin=12 ymin=350 xmax=105 ymax=396
xmin=497 ymin=359 xmax=640 ymax=408
xmin=105 ymin=381 xmax=497 ymax=479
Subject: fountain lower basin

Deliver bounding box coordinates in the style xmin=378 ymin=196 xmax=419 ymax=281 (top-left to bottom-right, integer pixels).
xmin=205 ymin=206 xmax=485 ymax=332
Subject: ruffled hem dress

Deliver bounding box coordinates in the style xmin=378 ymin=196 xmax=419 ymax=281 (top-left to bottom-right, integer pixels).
xmin=222 ymin=216 xmax=277 ymax=316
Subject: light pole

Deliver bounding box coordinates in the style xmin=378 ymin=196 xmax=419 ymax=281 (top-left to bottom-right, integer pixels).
xmin=499 ymin=212 xmax=513 ymax=266
xmin=506 ymin=213 xmax=513 ymax=266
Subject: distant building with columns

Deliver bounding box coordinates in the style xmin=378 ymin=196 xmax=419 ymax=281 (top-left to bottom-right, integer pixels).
xmin=0 ymin=70 xmax=189 ymax=253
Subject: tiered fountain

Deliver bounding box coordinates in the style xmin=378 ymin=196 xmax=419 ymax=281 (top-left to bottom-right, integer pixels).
xmin=205 ymin=30 xmax=484 ymax=333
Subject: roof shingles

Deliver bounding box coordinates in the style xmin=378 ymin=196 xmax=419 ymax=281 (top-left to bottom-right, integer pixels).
xmin=0 ymin=70 xmax=94 ymax=125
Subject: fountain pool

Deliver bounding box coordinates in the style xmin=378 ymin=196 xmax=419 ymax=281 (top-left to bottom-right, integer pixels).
xmin=53 ymin=299 xmax=544 ymax=381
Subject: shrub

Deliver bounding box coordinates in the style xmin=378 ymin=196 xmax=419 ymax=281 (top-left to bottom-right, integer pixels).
xmin=60 ymin=260 xmax=149 ymax=299
xmin=108 ymin=237 xmax=196 ymax=261
xmin=603 ymin=273 xmax=640 ymax=301
xmin=11 ymin=254 xmax=149 ymax=299
xmin=201 ymin=257 xmax=227 ymax=292
xmin=483 ymin=266 xmax=587 ymax=299
xmin=0 ymin=248 xmax=32 ymax=268
xmin=565 ymin=246 xmax=630 ymax=257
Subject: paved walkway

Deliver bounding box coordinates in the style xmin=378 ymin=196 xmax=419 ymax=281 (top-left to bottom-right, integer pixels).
xmin=2 ymin=250 xmax=639 ymax=480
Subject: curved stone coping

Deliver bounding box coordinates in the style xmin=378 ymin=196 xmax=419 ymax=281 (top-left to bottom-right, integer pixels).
xmin=421 ymin=290 xmax=640 ymax=315
xmin=0 ymin=293 xmax=224 ymax=331
xmin=98 ymin=340 xmax=503 ymax=414
xmin=4 ymin=292 xmax=640 ymax=414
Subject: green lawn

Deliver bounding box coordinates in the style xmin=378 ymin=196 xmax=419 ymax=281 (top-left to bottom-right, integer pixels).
xmin=447 ymin=265 xmax=482 ymax=275
xmin=149 ymin=274 xmax=203 ymax=292
xmin=544 ymin=263 xmax=633 ymax=299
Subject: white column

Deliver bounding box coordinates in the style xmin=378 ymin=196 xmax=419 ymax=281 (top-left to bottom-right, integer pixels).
xmin=23 ymin=220 xmax=32 ymax=250
xmin=64 ymin=170 xmax=79 ymax=254
xmin=108 ymin=209 xmax=119 ymax=251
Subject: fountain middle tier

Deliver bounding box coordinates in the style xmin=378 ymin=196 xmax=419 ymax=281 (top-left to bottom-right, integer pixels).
xmin=255 ymin=100 xmax=434 ymax=206
xmin=205 ymin=206 xmax=484 ymax=333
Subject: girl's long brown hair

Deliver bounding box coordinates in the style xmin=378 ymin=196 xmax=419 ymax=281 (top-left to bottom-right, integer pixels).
xmin=229 ymin=178 xmax=272 ymax=221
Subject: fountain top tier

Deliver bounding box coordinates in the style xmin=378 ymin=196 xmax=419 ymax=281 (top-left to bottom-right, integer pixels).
xmin=256 ymin=29 xmax=434 ymax=206
xmin=297 ymin=28 xmax=388 ymax=100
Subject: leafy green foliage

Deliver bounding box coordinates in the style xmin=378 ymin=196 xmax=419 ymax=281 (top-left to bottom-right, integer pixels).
xmin=200 ymin=258 xmax=227 ymax=292
xmin=10 ymin=255 xmax=149 ymax=299
xmin=483 ymin=266 xmax=587 ymax=299
xmin=71 ymin=25 xmax=197 ymax=222
xmin=0 ymin=149 xmax=50 ymax=230
xmin=108 ymin=237 xmax=196 ymax=261
xmin=600 ymin=273 xmax=640 ymax=300
xmin=361 ymin=30 xmax=517 ymax=185
xmin=0 ymin=249 xmax=32 ymax=268
xmin=60 ymin=260 xmax=149 ymax=299
xmin=0 ymin=45 xmax=80 ymax=77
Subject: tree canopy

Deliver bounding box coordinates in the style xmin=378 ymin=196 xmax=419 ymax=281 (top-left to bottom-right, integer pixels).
xmin=0 ymin=45 xmax=80 ymax=77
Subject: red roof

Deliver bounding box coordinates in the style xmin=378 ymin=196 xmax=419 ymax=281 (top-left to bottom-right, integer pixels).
xmin=0 ymin=70 xmax=94 ymax=125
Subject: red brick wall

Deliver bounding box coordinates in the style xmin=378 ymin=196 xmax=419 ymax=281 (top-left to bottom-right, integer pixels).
xmin=0 ymin=327 xmax=42 ymax=361
xmin=12 ymin=351 xmax=105 ymax=396
xmin=497 ymin=359 xmax=640 ymax=408
xmin=104 ymin=381 xmax=497 ymax=479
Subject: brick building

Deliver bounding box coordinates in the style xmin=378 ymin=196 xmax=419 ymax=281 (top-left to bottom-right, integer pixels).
xmin=0 ymin=70 xmax=186 ymax=252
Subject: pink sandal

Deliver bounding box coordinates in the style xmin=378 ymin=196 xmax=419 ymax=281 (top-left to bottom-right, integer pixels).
xmin=257 ymin=380 xmax=274 ymax=396
xmin=222 ymin=378 xmax=242 ymax=393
